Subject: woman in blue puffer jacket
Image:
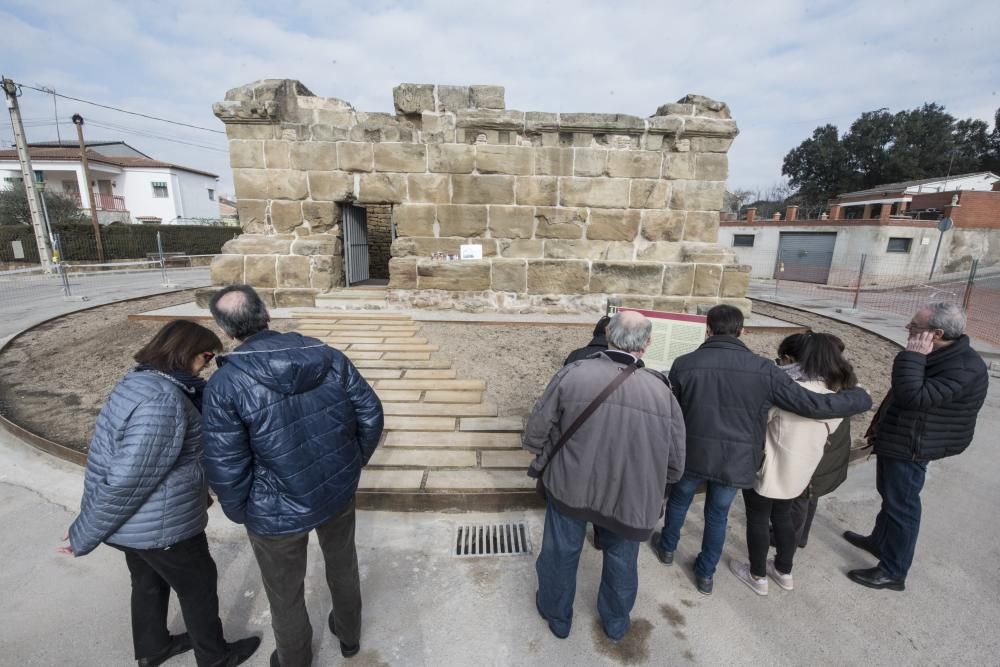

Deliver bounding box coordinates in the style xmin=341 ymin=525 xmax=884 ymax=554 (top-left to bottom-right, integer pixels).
xmin=59 ymin=320 xmax=260 ymax=667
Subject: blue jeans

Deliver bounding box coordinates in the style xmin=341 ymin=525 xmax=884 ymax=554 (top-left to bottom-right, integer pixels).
xmin=658 ymin=473 xmax=739 ymax=579
xmin=535 ymin=503 xmax=640 ymax=640
xmin=871 ymin=456 xmax=928 ymax=579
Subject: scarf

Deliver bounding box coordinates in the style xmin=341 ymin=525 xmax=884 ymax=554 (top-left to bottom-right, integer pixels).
xmin=135 ymin=363 xmax=207 ymax=412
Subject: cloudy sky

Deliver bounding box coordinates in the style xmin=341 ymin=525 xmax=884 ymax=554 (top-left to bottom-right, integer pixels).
xmin=2 ymin=0 xmax=998 ymax=196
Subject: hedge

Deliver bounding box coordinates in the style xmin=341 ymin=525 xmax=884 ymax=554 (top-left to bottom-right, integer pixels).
xmin=0 ymin=223 xmax=239 ymax=263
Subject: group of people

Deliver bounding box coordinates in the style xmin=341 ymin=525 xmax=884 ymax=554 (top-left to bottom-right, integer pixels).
xmin=56 ymin=284 xmax=990 ymax=664
xmin=525 ymin=302 xmax=988 ymax=641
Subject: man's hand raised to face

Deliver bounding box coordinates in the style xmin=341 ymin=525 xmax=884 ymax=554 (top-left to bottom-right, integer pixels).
xmin=906 ymin=331 xmax=935 ymax=355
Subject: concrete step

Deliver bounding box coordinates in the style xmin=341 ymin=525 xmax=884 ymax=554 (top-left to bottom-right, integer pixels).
xmin=384 ymin=431 xmax=521 ymax=449
xmin=424 ymin=470 xmax=535 ymax=491
xmin=375 ymin=379 xmax=485 ymax=391
xmin=375 ymin=390 xmax=423 ymax=402
xmin=292 ymin=312 xmax=410 ymax=321
xmin=423 ymin=390 xmax=483 ymax=404
xmin=353 ymin=359 xmax=452 ymax=370
xmin=310 ymin=299 xmax=388 ymax=310
xmin=367 ymin=449 xmax=477 ymax=468
xmin=384 ymin=416 xmax=457 ymax=431
xmin=459 ymin=417 xmax=524 ymax=432
xmin=382 ymin=402 xmax=499 ymax=417
xmin=403 ymin=369 xmax=457 ymax=379
xmin=481 ymin=450 xmax=536 ymax=468
xmin=318 ymin=289 xmax=388 ymax=300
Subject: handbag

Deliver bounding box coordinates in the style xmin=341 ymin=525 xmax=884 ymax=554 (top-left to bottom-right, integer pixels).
xmin=530 ymin=363 xmax=638 ymax=500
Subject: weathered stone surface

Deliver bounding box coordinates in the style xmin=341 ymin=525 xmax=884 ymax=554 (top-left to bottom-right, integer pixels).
xmin=604 ymin=242 xmax=635 ymax=260
xmin=676 ymin=94 xmax=731 ymax=119
xmin=210 ymin=255 xmax=244 ymax=285
xmin=695 ymin=153 xmax=728 ymax=181
xmin=607 ymin=151 xmax=661 ymax=178
xmin=637 ymin=242 xmax=684 ymax=262
xmin=388 ymin=257 xmax=418 ymax=288
xmin=560 ymin=113 xmax=644 ymax=132
xmin=436 ymin=86 xmax=470 ymax=112
xmin=535 ymin=147 xmax=573 ymax=176
xmin=587 ymin=209 xmax=640 ymax=241
xmin=559 ymin=178 xmax=629 ymax=208
xmin=349 ymin=112 xmax=414 ymax=143
xmin=492 ymin=259 xmax=527 ymax=292
xmin=274 ymin=288 xmax=316 ymax=307
xmin=654 ymin=103 xmax=695 ymax=117
xmin=526 ymin=260 xmax=590 ymax=294
xmin=263 ymin=141 xmax=290 ymax=169
xmin=644 ymin=134 xmax=665 ymax=151
xmin=683 ymin=211 xmax=720 ymax=242
xmin=308 ymin=171 xmax=354 ymax=201
xmin=661 ymin=153 xmax=693 ymax=179
xmin=393 ymin=83 xmax=435 ymax=115
xmin=427 ymin=144 xmax=475 ymax=173
xmin=720 ymin=297 xmax=752 ymax=316
xmin=223 ymin=235 xmax=292 ymax=255
xmin=310 ymin=254 xmax=339 ymax=290
xmin=436 ymin=204 xmax=488 ymax=237
xmin=420 ymin=111 xmax=456 ymax=142
xmin=245 ymin=255 xmax=277 ymax=288
xmin=534 ymin=207 xmax=586 ymax=239
xmin=392 ymin=237 xmax=463 ymax=258
xmin=269 ymin=201 xmax=303 ymax=232
xmin=515 ymin=176 xmax=557 ymax=206
xmin=358 ymin=173 xmax=406 ymax=203
xmin=651 ymin=296 xmax=687 ymax=312
xmin=393 ymin=204 xmax=436 ymax=237
xmin=641 ymin=210 xmax=684 ymax=242
xmin=661 ymin=263 xmax=695 ymax=295
xmin=629 ymin=179 xmax=671 ymax=209
xmin=417 ymin=260 xmax=491 ymax=290
xmin=291 ymin=236 xmax=338 ymax=256
xmin=682 ymin=243 xmax=733 ymax=264
xmin=692 ymin=264 xmax=723 ymax=296
xmin=498 ymin=239 xmax=544 ymax=258
xmin=407 ymin=174 xmax=450 ymax=203
xmin=374 ymin=143 xmax=427 ymax=172
xmin=590 ymin=262 xmax=663 ymax=294
xmin=337 ymin=142 xmax=374 ymax=172
xmin=671 ymin=180 xmax=726 ymax=211
xmin=544 ymin=240 xmax=610 ymax=260
xmin=647 ymin=116 xmax=683 ymax=134
xmin=301 ymin=201 xmax=335 ymax=232
xmin=451 ymin=175 xmax=515 ymax=205
xmin=455 ymin=109 xmax=524 ymax=130
xmin=620 ymin=296 xmax=655 ymax=309
xmin=229 ymin=140 xmax=264 ymax=168
xmin=470 ymin=85 xmax=505 ymax=109
xmin=276 ymin=255 xmax=311 ymax=288
xmin=684 ymin=116 xmax=739 ymax=138
xmin=688 ymin=136 xmax=735 ymax=153
xmin=720 ymin=264 xmax=751 ymax=297
xmin=489 ymin=206 xmax=534 ymax=239
xmin=525 ymin=112 xmax=559 ymax=133
xmin=476 ymin=145 xmax=533 ymax=175
xmin=574 ymin=149 xmax=608 ymax=177
xmin=234 ymin=169 xmax=307 ymax=200
xmin=236 ymin=199 xmax=267 ymax=233
xmin=289 ymin=142 xmax=337 ymax=170
xmin=309 ymin=124 xmax=349 ymax=142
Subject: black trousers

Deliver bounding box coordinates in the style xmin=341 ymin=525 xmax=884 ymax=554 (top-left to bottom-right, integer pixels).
xmin=743 ymin=489 xmax=796 ymax=578
xmin=114 ymin=532 xmax=228 ymax=667
xmin=789 ymin=496 xmax=819 ymax=547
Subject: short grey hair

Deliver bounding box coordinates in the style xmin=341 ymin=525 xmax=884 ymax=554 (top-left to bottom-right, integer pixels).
xmin=606 ymin=311 xmax=652 ymax=353
xmin=923 ymin=302 xmax=966 ymax=340
xmin=209 ymin=285 xmax=270 ymax=339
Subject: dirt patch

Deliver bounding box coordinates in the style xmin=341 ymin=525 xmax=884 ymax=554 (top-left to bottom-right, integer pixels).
xmin=591 ymin=616 xmax=653 ymax=665
xmin=659 ymin=602 xmax=686 ymax=627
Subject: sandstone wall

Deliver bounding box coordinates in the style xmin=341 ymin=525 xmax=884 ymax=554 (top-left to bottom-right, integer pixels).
xmin=366 ymin=204 xmax=392 ymax=280
xmin=211 ymin=79 xmax=750 ymax=313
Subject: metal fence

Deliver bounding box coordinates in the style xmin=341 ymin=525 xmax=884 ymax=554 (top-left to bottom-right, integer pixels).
xmin=739 ymin=248 xmax=1000 ymax=345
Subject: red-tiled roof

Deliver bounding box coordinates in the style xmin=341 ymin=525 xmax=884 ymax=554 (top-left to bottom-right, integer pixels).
xmin=0 ymin=147 xmax=218 ymax=178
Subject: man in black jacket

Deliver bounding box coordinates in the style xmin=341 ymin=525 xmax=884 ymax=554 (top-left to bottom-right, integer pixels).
xmin=564 ymin=316 xmax=611 ymax=366
xmin=845 ymin=302 xmax=988 ymax=591
xmin=649 ymin=305 xmax=872 ymax=595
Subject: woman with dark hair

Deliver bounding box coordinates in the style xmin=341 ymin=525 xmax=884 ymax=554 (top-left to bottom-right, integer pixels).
xmin=58 ymin=320 xmax=260 ymax=667
xmin=730 ymin=332 xmax=859 ymax=596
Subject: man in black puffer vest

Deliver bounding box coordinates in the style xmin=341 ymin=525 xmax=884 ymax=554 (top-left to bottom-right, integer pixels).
xmin=845 ymin=302 xmax=989 ymax=591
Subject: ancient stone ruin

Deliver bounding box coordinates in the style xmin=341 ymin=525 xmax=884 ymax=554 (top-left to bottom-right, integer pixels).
xmin=210 ymin=79 xmax=750 ymax=313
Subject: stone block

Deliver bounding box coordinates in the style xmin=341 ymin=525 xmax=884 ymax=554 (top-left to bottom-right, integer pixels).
xmin=274 ymin=289 xmax=316 ymax=307
xmin=301 ymin=201 xmax=336 ymax=232
xmin=640 ymin=210 xmax=684 ymax=242
xmin=683 ymin=211 xmax=720 ymax=242
xmin=407 ymin=174 xmax=450 ymax=203
xmin=269 ymin=201 xmax=303 ymax=233
xmin=544 ymin=240 xmax=610 ymax=260
xmin=515 ymin=176 xmax=557 ymax=206
xmin=245 ymin=255 xmax=277 ymax=288
xmin=525 ymin=112 xmax=559 ymax=133
xmin=392 ymin=237 xmax=462 ymax=257
xmin=651 ymin=296 xmax=687 ymax=313
xmin=620 ymin=296 xmax=655 ymax=309
xmin=289 ymin=142 xmax=337 ymax=171
xmin=337 ymin=142 xmax=374 ymax=172
xmin=682 ymin=243 xmax=733 ymax=264
xmin=223 ymin=235 xmax=293 ymax=255
xmin=310 ymin=124 xmax=349 ymax=142
xmin=420 ymin=111 xmax=456 ymax=142
xmin=688 ymin=136 xmax=735 ymax=153
xmin=607 ymin=150 xmax=662 ymax=178
xmin=535 ymin=147 xmax=573 ymax=176
xmin=224 ymin=123 xmax=278 ymax=141
xmin=661 ymin=153 xmax=693 ymax=179
xmin=451 ymin=175 xmax=515 ymax=205
xmin=604 ymin=242 xmax=635 ymax=260
xmin=229 ymin=140 xmax=264 ymax=168
xmin=526 ymin=260 xmax=590 ymax=294
xmin=436 ymin=204 xmax=488 ymax=237
xmin=470 ymin=85 xmax=505 ymax=109
xmin=559 ymin=177 xmax=629 ymax=208
xmin=276 ymin=255 xmax=311 ymax=288
xmin=692 ymin=264 xmax=723 ymax=296
xmin=629 ymin=179 xmax=671 ymax=209
xmin=720 ymin=297 xmax=753 ymax=316
xmin=492 ymin=259 xmax=527 ymax=292
xmin=534 ymin=207 xmax=586 ymax=239
xmin=393 ymin=83 xmax=435 ymax=115
xmin=498 ymin=239 xmax=544 ymax=258
xmin=661 ymin=263 xmax=695 ymax=295
xmin=308 ymin=171 xmax=354 ymax=201
xmin=427 ymin=144 xmax=475 ymax=173
xmin=417 ymin=260 xmax=491 ymax=290
xmin=720 ymin=265 xmax=751 ymax=298
xmin=560 ymin=113 xmax=645 ymax=132
xmin=476 ymin=145 xmax=533 ymax=175
xmin=637 ymin=242 xmax=684 ymax=262
xmin=695 ymin=153 xmax=728 ymax=181
xmin=489 ymin=206 xmax=534 ymax=239
xmin=234 ymin=169 xmax=307 ymax=200
xmin=644 ymin=134 xmax=665 ymax=150
xmin=310 ymin=254 xmax=341 ymax=290
xmin=358 ymin=173 xmax=406 ymax=203
xmin=574 ymin=149 xmax=608 ymax=177
xmin=210 ymin=255 xmax=244 ymax=285
xmin=671 ymin=180 xmax=725 ymax=211
xmin=437 ymin=86 xmax=470 ymax=112
xmin=684 ymin=116 xmax=739 ymax=138
xmin=291 ymin=236 xmax=338 ymax=256
xmin=586 ymin=209 xmax=640 ymax=241
xmin=374 ymin=143 xmax=427 ymax=173
xmin=455 ymin=109 xmax=523 ymax=130
xmin=262 ymin=141 xmax=290 ymax=169
xmin=388 ymin=257 xmax=418 ymax=288
xmin=236 ymin=199 xmax=267 ymax=233
xmin=647 ymin=116 xmax=683 ymax=134
xmin=393 ymin=204 xmax=436 ymax=237
xmin=590 ymin=261 xmax=664 ymax=295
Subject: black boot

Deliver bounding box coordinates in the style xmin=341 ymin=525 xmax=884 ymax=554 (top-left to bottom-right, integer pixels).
xmin=329 ymin=611 xmax=361 ymax=658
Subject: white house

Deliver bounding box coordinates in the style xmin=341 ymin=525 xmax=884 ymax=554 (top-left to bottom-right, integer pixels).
xmin=0 ymin=141 xmax=221 ymax=225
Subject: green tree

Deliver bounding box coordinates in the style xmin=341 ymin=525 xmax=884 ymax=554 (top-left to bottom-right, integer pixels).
xmin=0 ymin=181 xmax=86 ymax=226
xmin=842 ymin=109 xmax=894 ymax=187
xmin=782 ymin=124 xmax=858 ymax=205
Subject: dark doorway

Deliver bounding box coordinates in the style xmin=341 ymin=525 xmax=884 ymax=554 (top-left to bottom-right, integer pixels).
xmin=365 ymin=204 xmax=393 ymax=281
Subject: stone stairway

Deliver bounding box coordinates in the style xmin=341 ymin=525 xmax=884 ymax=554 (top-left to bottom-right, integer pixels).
xmin=292 ymin=311 xmax=537 ymax=510
xmin=313 ymin=286 xmax=389 ymax=310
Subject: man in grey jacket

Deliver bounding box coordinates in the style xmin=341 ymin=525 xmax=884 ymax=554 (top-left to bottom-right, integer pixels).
xmin=524 ymin=311 xmax=686 ymax=641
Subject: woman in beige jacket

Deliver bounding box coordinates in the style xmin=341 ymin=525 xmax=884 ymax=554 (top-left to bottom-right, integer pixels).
xmin=730 ymin=333 xmax=858 ymax=596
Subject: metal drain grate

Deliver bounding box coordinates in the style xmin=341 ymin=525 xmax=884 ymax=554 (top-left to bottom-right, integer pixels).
xmin=454 ymin=522 xmax=531 ymax=557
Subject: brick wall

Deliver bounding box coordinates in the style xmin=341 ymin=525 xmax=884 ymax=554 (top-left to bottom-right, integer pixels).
xmin=910 ymin=191 xmax=1000 ymax=229
xmin=365 ymin=204 xmax=392 ymax=279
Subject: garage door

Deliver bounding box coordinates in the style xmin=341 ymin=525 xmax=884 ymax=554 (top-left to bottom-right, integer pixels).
xmin=775 ymin=232 xmax=837 ymax=284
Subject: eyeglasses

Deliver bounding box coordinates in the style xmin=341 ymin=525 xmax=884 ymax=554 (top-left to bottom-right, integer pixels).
xmin=201 ymin=352 xmax=216 ymax=362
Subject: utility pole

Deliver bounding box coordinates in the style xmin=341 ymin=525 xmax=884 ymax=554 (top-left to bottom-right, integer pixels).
xmin=2 ymin=76 xmax=53 ymax=272
xmin=71 ymin=113 xmax=104 ymax=262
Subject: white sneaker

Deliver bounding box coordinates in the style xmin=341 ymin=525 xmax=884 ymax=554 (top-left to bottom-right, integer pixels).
xmin=729 ymin=559 xmax=768 ymax=596
xmin=767 ymin=558 xmax=794 ymax=591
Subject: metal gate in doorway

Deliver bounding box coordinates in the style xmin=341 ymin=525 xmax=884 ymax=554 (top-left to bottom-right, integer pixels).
xmin=343 ymin=204 xmax=370 ymax=286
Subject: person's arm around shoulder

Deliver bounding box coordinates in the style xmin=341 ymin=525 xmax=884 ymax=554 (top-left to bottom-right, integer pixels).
xmin=769 ymin=363 xmax=872 ymax=418
xmin=891 ymin=335 xmax=982 ymax=409
xmin=665 ymin=388 xmax=686 ymax=484
xmin=340 ymin=354 xmax=384 ymax=465
xmin=201 ymin=376 xmax=253 ymax=524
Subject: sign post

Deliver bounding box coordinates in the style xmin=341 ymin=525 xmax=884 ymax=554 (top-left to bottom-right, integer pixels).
xmin=929 ymin=217 xmax=953 ymax=281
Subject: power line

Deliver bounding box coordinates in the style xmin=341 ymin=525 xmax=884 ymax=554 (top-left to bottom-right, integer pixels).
xmin=85 ymin=118 xmax=229 ymax=153
xmin=12 ymin=80 xmax=226 ymax=134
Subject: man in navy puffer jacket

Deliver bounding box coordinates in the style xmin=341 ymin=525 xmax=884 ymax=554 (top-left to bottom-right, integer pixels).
xmin=203 ymin=285 xmax=383 ymax=667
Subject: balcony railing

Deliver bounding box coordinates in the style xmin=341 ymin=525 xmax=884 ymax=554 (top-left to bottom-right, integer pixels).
xmin=70 ymin=192 xmax=129 ymax=211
